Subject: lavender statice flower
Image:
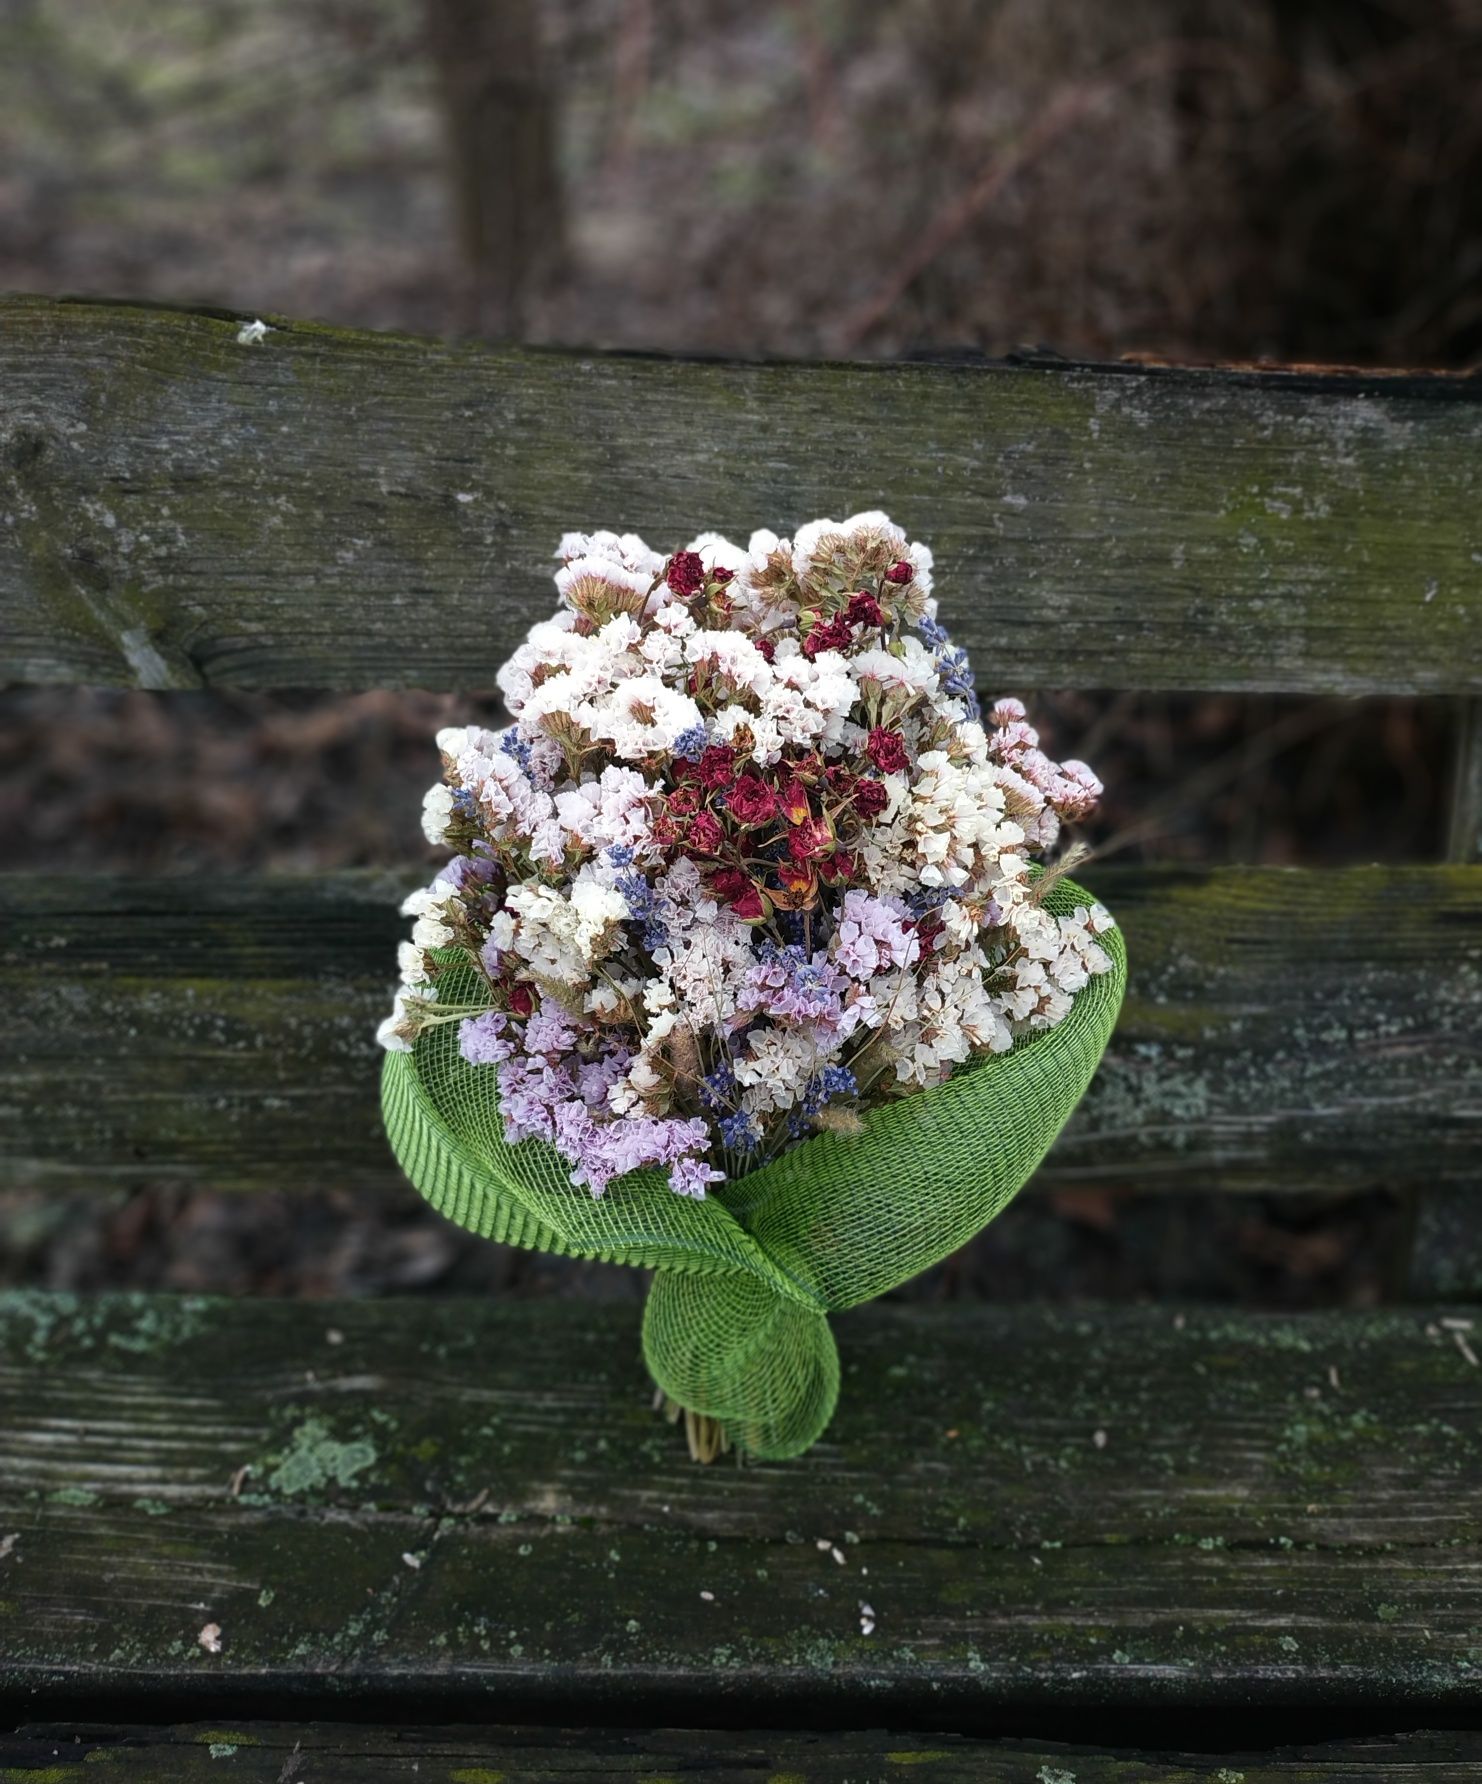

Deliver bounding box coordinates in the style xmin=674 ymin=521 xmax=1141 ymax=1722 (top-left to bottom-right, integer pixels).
xmin=744 ymin=943 xmax=850 ymax=1031
xmin=459 ymin=1010 xmax=513 ymax=1066
xmin=496 ymin=1057 xmax=576 ymax=1144
xmin=551 ymin=1099 xmax=717 ymax=1199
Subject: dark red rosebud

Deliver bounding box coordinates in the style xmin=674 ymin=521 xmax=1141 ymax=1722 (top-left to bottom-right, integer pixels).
xmin=665 ymin=551 xmax=705 ymax=597
xmin=821 ymin=848 xmax=856 ymax=884
xmin=755 ymin=635 xmax=776 ymax=663
xmin=916 ymin=912 xmax=945 ymax=950
xmin=711 ymin=867 xmax=750 ymax=901
xmin=866 ymin=726 xmax=909 ymax=775
xmin=788 ymin=817 xmax=833 ymax=862
xmin=884 ymin=559 xmax=914 ymax=584
xmin=509 ymin=983 xmax=535 ymax=1017
xmin=778 ymin=778 xmax=811 ymax=825
xmin=852 ymin=775 xmax=889 ymax=818
xmin=712 ymin=565 xmax=735 ymax=585
xmin=667 ymin=785 xmax=701 ymax=818
xmin=727 ymin=773 xmax=777 ymax=827
xmin=731 ymin=886 xmax=768 ymax=922
xmin=695 ymin=745 xmax=737 ymax=789
xmin=844 ymin=590 xmax=884 ymax=627
xmin=826 ymin=763 xmax=854 ymax=793
xmin=803 ymin=614 xmax=852 ymax=659
xmin=686 ymin=811 xmax=725 ymax=855
xmin=793 ymin=751 xmax=826 ymax=784
xmin=651 ymin=812 xmax=678 ymax=846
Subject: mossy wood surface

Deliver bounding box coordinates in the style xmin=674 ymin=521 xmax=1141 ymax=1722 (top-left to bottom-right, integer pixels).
xmin=3 ymin=863 xmax=1478 ymax=1197
xmin=4 ymin=1294 xmax=1482 ymax=1725
xmin=5 ymin=1724 xmax=1482 ymax=1782
xmin=2 ymin=296 xmax=1480 ymax=695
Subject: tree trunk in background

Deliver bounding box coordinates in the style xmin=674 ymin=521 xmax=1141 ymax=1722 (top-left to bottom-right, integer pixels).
xmin=424 ymin=0 xmax=564 ymax=338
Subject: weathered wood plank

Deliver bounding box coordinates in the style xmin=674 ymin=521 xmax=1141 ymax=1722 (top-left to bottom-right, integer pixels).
xmin=1450 ymin=699 xmax=1482 ymax=864
xmin=2 ymin=296 xmax=1479 ymax=695
xmin=4 ymin=1295 xmax=1482 ymax=1725
xmin=2 ymin=864 xmax=1479 ymax=1197
xmin=1395 ymin=702 xmax=1482 ymax=1298
xmin=6 ymin=1723 xmax=1482 ymax=1781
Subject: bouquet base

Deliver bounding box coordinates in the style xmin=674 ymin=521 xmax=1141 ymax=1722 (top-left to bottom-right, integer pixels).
xmin=655 ymin=1390 xmax=733 ymax=1464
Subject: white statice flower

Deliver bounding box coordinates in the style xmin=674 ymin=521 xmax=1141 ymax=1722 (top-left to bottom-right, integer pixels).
xmin=397 ymin=941 xmax=430 ymax=988
xmin=421 ymin=781 xmax=455 ymax=845
xmin=376 ymin=983 xmax=435 ymax=1053
xmin=507 ymin=869 xmax=629 ymax=987
xmin=710 ymin=701 xmax=783 ymax=764
xmin=400 ymin=884 xmax=458 ymax=951
xmin=684 ymin=628 xmax=774 ymax=700
xmin=734 ymin=1028 xmax=826 ymax=1117
xmin=587 ymin=675 xmax=704 ymax=761
xmin=686 ymin=531 xmax=748 ymax=576
xmin=649 ymin=913 xmax=756 ymax=1032
xmin=554 ymin=764 xmax=658 ymax=860
xmin=851 ymin=637 xmax=940 ymax=698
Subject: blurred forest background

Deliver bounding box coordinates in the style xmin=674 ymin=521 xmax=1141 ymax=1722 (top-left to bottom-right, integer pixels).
xmin=3 ymin=0 xmax=1480 ymax=1305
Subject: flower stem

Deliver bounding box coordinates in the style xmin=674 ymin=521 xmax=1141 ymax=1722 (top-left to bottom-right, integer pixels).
xmin=655 ymin=1390 xmax=732 ymax=1464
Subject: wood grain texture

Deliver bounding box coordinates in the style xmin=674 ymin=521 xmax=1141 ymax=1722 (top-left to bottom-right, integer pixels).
xmin=3 ymin=863 xmax=1479 ymax=1197
xmin=6 ymin=1723 xmax=1482 ymax=1781
xmin=2 ymin=296 xmax=1480 ymax=695
xmin=4 ymin=1295 xmax=1482 ymax=1726
xmin=1451 ymin=699 xmax=1482 ymax=863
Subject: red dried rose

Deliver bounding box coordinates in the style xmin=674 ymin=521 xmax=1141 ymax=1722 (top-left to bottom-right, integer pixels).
xmin=884 ymin=559 xmax=914 ymax=584
xmin=731 ymin=886 xmax=768 ymax=922
xmin=803 ymin=615 xmax=852 ymax=659
xmin=711 ymin=867 xmax=750 ymax=902
xmin=755 ymin=635 xmax=776 ymax=663
xmin=820 ymin=849 xmax=857 ymax=885
xmin=727 ymin=774 xmax=777 ymax=826
xmin=712 ymin=565 xmax=735 ymax=585
xmin=509 ymin=983 xmax=535 ymax=1017
xmin=685 ymin=811 xmax=725 ymax=855
xmin=787 ymin=818 xmax=834 ymax=862
xmin=773 ymin=862 xmax=819 ymax=908
xmin=667 ymin=785 xmax=701 ymax=818
xmin=666 ymin=551 xmax=705 ymax=597
xmin=916 ymin=911 xmax=945 ymax=950
xmin=852 ymin=776 xmax=889 ymax=818
xmin=866 ymin=727 xmax=909 ymax=775
xmin=777 ymin=778 xmax=812 ymax=825
xmin=844 ymin=590 xmax=884 ymax=627
xmin=695 ymin=745 xmax=737 ymax=790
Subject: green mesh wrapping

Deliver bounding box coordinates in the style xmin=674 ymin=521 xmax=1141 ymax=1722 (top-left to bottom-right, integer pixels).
xmin=381 ymin=875 xmax=1126 ymax=1458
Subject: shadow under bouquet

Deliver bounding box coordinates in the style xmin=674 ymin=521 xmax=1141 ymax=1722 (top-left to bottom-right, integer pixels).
xmin=380 ymin=512 xmax=1125 ymax=1460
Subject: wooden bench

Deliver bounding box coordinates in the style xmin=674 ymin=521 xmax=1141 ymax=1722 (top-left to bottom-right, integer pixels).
xmin=2 ymin=294 xmax=1481 ymax=1779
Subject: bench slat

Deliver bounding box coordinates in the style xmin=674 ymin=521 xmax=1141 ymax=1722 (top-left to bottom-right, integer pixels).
xmin=2 ymin=863 xmax=1478 ymax=1197
xmin=5 ymin=1723 xmax=1482 ymax=1779
xmin=3 ymin=1294 xmax=1480 ymax=1726
xmin=2 ymin=297 xmax=1479 ymax=695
